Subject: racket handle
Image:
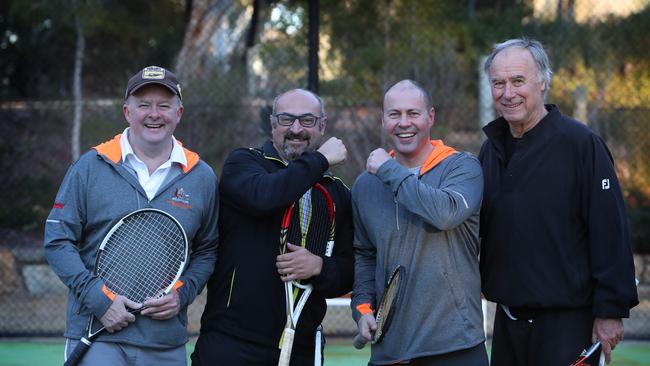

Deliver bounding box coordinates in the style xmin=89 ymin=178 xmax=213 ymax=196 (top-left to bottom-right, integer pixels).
xmin=63 ymin=336 xmax=92 ymax=366
xmin=353 ymin=334 xmax=368 ymax=350
xmin=278 ymin=328 xmax=295 ymax=366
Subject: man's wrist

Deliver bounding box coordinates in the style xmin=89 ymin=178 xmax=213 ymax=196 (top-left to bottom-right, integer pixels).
xmin=313 ymin=255 xmax=323 ymax=277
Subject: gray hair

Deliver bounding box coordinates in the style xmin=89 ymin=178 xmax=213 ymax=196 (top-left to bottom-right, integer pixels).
xmin=271 ymin=88 xmax=325 ymax=116
xmin=483 ymin=38 xmax=553 ymax=98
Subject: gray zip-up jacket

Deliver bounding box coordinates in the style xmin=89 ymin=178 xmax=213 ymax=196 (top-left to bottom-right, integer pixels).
xmin=351 ymin=143 xmax=484 ymax=364
xmin=44 ymin=134 xmax=218 ymax=349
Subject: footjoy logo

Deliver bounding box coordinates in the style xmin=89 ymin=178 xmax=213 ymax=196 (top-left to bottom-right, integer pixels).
xmin=601 ymin=179 xmax=610 ymax=190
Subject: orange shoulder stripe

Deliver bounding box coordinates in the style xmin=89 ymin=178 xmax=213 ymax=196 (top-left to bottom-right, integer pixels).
xmin=92 ymin=134 xmax=200 ymax=172
xmin=387 ymin=140 xmax=457 ymax=175
xmin=420 ymin=140 xmax=457 ymax=175
xmin=93 ymin=134 xmax=122 ymax=164
xmin=176 ymin=140 xmax=200 ymax=173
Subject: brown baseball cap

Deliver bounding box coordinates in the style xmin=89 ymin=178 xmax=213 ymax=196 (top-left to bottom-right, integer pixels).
xmin=124 ymin=66 xmax=182 ymax=100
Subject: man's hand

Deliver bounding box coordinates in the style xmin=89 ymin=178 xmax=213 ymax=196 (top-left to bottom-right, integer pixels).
xmin=141 ymin=290 xmax=181 ymax=320
xmin=593 ymin=317 xmax=624 ymax=364
xmin=366 ymin=148 xmax=391 ymax=174
xmin=276 ymin=243 xmax=323 ymax=281
xmin=317 ymin=137 xmax=347 ymax=167
xmin=99 ymin=295 xmax=141 ymax=333
xmin=357 ymin=313 xmax=377 ymax=344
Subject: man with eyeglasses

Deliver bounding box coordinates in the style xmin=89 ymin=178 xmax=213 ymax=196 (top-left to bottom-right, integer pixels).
xmin=192 ymin=89 xmax=354 ymax=365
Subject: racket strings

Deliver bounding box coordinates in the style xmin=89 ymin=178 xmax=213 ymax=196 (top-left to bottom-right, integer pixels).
xmin=298 ymin=190 xmax=312 ymax=246
xmin=287 ymin=189 xmax=331 ymax=257
xmin=97 ymin=211 xmax=185 ymax=303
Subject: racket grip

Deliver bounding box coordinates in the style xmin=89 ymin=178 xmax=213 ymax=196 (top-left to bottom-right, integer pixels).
xmin=353 ymin=334 xmax=368 ymax=350
xmin=63 ymin=337 xmax=92 ymax=366
xmin=278 ymin=328 xmax=295 ymax=366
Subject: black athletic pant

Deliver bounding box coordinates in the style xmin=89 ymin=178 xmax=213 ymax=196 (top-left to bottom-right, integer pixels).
xmin=491 ymin=305 xmax=600 ymax=366
xmin=191 ymin=329 xmax=321 ymax=366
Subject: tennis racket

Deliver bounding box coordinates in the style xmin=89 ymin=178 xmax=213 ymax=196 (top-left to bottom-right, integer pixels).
xmin=353 ymin=265 xmax=403 ymax=349
xmin=64 ymin=208 xmax=188 ymax=366
xmin=570 ymin=341 xmax=605 ymax=366
xmin=278 ymin=183 xmax=336 ymax=366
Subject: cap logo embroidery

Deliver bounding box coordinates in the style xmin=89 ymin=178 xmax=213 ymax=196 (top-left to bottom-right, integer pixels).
xmin=142 ymin=66 xmax=165 ymax=80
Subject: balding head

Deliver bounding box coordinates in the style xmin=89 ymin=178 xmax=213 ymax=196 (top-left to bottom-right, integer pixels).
xmin=382 ymin=80 xmax=432 ymax=112
xmin=272 ymin=89 xmax=325 ymax=117
xmin=380 ymin=79 xmax=435 ymax=168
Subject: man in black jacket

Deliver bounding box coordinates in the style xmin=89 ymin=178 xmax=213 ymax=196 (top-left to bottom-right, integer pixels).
xmin=192 ymin=89 xmax=354 ymax=365
xmin=479 ymin=38 xmax=638 ymax=366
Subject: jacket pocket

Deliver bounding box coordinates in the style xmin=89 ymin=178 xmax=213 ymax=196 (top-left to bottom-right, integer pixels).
xmin=443 ymin=271 xmax=469 ymax=323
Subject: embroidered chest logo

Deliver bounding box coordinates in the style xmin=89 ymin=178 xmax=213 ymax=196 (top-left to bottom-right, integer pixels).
xmin=601 ymin=179 xmax=610 ymax=190
xmin=166 ymin=187 xmax=192 ymax=209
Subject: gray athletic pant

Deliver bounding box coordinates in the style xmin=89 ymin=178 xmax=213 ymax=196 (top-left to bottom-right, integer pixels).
xmin=65 ymin=338 xmax=186 ymax=366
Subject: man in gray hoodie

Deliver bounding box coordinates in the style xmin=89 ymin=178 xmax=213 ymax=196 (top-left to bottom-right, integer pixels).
xmin=44 ymin=66 xmax=218 ymax=366
xmin=351 ymin=80 xmax=487 ymax=365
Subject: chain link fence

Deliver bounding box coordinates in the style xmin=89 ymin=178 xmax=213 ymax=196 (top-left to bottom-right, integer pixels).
xmin=1 ymin=0 xmax=649 ymax=338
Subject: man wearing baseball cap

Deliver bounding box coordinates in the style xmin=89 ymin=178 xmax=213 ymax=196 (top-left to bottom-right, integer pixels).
xmin=124 ymin=65 xmax=183 ymax=100
xmin=45 ymin=66 xmax=219 ymax=365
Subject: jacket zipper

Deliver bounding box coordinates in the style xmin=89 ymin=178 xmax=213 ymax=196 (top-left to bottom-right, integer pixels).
xmin=226 ymin=268 xmax=236 ymax=307
xmin=394 ymin=195 xmax=400 ymax=231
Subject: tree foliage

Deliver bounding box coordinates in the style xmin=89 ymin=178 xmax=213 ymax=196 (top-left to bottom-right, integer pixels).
xmin=0 ymin=0 xmax=186 ymax=100
xmin=2 ymin=0 xmax=650 ymax=249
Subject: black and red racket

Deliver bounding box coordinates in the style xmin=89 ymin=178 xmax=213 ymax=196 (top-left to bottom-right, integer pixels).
xmin=570 ymin=341 xmax=604 ymax=366
xmin=278 ymin=183 xmax=335 ymax=366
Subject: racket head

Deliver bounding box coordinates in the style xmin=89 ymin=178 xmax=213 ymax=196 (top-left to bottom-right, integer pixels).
xmin=373 ymin=265 xmax=403 ymax=344
xmin=311 ymin=183 xmax=335 ymax=257
xmin=279 ymin=203 xmax=296 ymax=255
xmin=96 ymin=208 xmax=189 ymax=303
xmin=569 ymin=342 xmax=602 ymax=366
xmin=283 ymin=183 xmax=335 ymax=258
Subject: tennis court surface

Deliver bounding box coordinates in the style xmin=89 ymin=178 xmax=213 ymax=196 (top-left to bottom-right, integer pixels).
xmin=0 ymin=338 xmax=649 ymax=366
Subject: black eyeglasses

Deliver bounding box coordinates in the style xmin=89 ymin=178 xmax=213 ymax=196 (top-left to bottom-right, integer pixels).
xmin=273 ymin=113 xmax=322 ymax=127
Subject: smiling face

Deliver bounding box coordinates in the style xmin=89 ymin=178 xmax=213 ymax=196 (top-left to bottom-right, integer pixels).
xmin=270 ymin=89 xmax=326 ymax=162
xmin=123 ymin=84 xmax=183 ymax=152
xmin=382 ymin=82 xmax=434 ymax=167
xmin=489 ymin=47 xmax=547 ymax=133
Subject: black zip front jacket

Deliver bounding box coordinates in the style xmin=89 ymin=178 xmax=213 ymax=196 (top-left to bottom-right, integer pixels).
xmin=479 ymin=105 xmax=638 ymax=318
xmin=197 ymin=140 xmax=354 ymax=355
